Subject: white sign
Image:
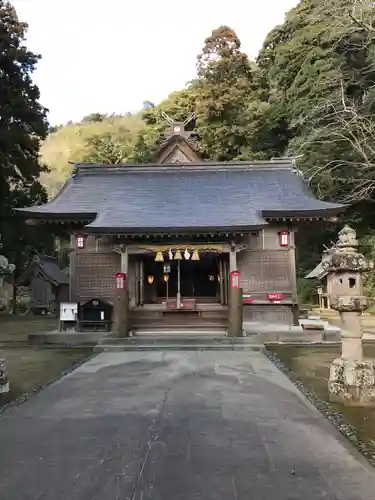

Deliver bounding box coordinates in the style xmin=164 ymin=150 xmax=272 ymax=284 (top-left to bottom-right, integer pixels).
xmin=60 ymin=302 xmax=78 ymax=321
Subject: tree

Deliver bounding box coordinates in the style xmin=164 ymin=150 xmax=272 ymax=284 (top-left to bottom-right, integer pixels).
xmin=294 ymin=1 xmax=375 ymax=206
xmin=0 ymin=1 xmax=53 ymax=272
xmin=256 ymin=0 xmax=375 ymax=278
xmin=81 ymin=113 xmax=107 ymax=123
xmin=81 ymin=133 xmax=130 ymax=164
xmin=194 ymin=26 xmax=271 ymax=160
xmin=257 ymin=0 xmax=375 ymax=204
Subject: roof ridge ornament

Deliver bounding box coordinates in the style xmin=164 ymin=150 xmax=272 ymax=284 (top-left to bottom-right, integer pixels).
xmin=158 ymin=111 xmax=199 ymax=151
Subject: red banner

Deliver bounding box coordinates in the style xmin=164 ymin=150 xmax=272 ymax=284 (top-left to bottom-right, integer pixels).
xmin=267 ymin=292 xmax=286 ymax=302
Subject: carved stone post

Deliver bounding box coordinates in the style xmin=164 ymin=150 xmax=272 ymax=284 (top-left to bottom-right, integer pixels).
xmin=322 ymin=226 xmax=375 ymax=406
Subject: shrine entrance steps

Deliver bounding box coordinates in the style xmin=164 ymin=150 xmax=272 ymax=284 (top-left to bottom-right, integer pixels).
xmin=129 ymin=303 xmax=228 ymax=333
xmin=94 ymin=334 xmax=263 ymax=353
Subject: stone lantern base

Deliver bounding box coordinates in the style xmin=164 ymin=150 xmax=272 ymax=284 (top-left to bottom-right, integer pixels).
xmin=329 ymin=358 xmax=375 ymax=406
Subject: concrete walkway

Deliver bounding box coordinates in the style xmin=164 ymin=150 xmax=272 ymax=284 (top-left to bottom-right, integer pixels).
xmin=1 ymin=352 xmax=375 ymax=499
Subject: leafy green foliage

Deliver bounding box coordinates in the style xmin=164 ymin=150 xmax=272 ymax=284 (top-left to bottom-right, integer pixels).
xmin=257 ymin=0 xmax=375 ymax=285
xmin=40 ymin=114 xmax=145 ymax=195
xmin=258 ymin=0 xmax=375 ymax=204
xmin=0 ymin=1 xmax=53 ymax=273
xmin=194 ymin=26 xmax=277 ymax=160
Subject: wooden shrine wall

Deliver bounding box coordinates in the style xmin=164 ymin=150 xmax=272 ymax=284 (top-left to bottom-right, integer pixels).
xmin=70 ymin=235 xmax=139 ymax=304
xmin=237 ymin=227 xmax=295 ymax=324
xmin=72 ymin=252 xmax=120 ymax=303
xmin=71 ymin=236 xmax=117 ymax=303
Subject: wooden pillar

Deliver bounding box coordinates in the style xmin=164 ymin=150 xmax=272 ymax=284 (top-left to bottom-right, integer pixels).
xmin=288 ymin=230 xmax=299 ymax=326
xmin=229 ymin=250 xmax=237 ymax=272
xmin=69 ymin=233 xmax=76 ymax=302
xmin=228 ymin=287 xmax=243 ymax=337
xmin=135 ymin=259 xmax=141 ymax=306
xmin=223 ymin=259 xmax=228 ymax=305
xmin=140 ymin=259 xmax=144 ymax=305
xmin=112 ymin=247 xmax=129 ymax=337
xmin=219 ymin=260 xmax=224 ymax=305
xmin=326 ymin=278 xmax=331 ymax=309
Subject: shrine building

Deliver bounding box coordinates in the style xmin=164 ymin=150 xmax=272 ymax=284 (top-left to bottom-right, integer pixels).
xmin=16 ymin=114 xmax=345 ymax=332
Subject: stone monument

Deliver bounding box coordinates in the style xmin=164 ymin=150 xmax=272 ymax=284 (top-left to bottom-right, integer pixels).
xmin=323 ymin=226 xmax=375 ymax=406
xmin=0 ymin=359 xmax=9 ymax=394
xmin=0 ymin=236 xmax=14 ymax=394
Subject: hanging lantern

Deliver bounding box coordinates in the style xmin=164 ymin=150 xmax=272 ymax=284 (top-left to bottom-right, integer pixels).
xmin=115 ymin=272 xmax=126 ymax=289
xmin=163 ymin=274 xmax=169 ymax=282
xmin=279 ymin=231 xmax=289 ymax=247
xmin=184 ymin=249 xmax=191 ymax=260
xmin=174 ymin=249 xmax=182 ymax=260
xmin=147 ymin=275 xmax=154 ymax=284
xmin=191 ymin=249 xmax=200 ymax=261
xmin=230 ymin=271 xmax=241 ymax=289
xmin=168 ymin=249 xmax=173 ymax=260
xmin=155 ymin=251 xmax=164 ymax=262
xmin=76 ymin=234 xmax=85 ymax=249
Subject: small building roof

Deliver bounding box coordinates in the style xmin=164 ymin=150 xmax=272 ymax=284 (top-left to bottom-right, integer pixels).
xmin=17 ymin=255 xmax=69 ymax=287
xmin=305 ymin=262 xmax=328 ymax=280
xmin=16 ymin=161 xmax=345 ymax=233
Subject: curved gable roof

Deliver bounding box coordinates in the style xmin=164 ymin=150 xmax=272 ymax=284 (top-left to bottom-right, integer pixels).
xmin=16 ymin=161 xmax=345 ymax=233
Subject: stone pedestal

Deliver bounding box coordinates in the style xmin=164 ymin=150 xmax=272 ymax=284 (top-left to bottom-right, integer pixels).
xmin=322 ymin=226 xmax=375 ymax=406
xmin=0 ymin=358 xmax=9 ymax=394
xmin=329 ymin=358 xmax=375 ymax=407
xmin=340 ymin=320 xmax=363 ymax=361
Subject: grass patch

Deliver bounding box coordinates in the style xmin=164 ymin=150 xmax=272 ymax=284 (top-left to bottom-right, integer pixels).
xmin=0 ymin=315 xmax=57 ymax=342
xmin=0 ymin=345 xmax=92 ymax=409
xmin=267 ymin=345 xmax=375 ymax=465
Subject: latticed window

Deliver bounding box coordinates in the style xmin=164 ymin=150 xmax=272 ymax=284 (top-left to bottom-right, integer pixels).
xmin=75 ymin=253 xmax=120 ymax=301
xmin=239 ymin=251 xmax=290 ymax=292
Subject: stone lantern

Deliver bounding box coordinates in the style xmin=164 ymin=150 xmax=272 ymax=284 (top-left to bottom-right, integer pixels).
xmin=322 ymin=226 xmax=375 ymax=406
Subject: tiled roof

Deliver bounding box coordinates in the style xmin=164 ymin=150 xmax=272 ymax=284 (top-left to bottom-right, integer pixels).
xmin=17 ymin=255 xmax=69 ymax=286
xmin=38 ymin=256 xmax=69 ymax=285
xmin=305 ymin=262 xmax=328 ymax=280
xmin=17 ymin=162 xmax=345 ymax=232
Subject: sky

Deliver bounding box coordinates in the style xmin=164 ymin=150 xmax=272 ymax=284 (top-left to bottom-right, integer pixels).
xmin=12 ymin=0 xmax=298 ymax=125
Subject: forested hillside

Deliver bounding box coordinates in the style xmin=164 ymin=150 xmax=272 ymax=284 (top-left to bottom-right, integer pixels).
xmin=41 ymin=114 xmax=146 ymax=197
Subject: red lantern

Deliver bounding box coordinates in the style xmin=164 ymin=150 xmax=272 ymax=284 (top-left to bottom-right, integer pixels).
xmin=230 ymin=270 xmax=241 ymax=289
xmin=279 ymin=231 xmax=289 ymax=247
xmin=115 ymin=272 xmax=126 ymax=289
xmin=76 ymin=234 xmax=85 ymax=249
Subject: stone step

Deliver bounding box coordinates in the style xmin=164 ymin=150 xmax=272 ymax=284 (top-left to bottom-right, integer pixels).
xmin=131 ymin=322 xmax=228 ymax=329
xmin=130 ymin=314 xmax=228 ymax=322
xmin=94 ymin=343 xmax=263 ymax=353
xmin=98 ymin=334 xmax=236 ymax=346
